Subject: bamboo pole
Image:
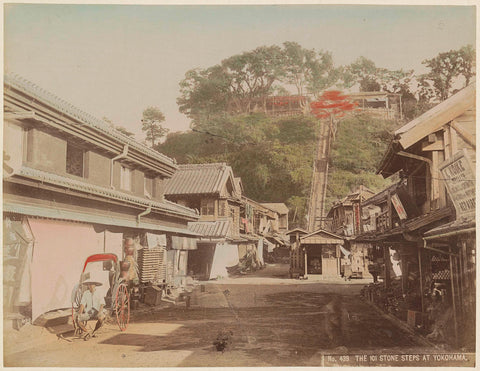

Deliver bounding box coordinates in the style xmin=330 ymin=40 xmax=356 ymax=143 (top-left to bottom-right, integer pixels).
xmin=418 ymin=247 xmax=424 ymax=317
xmin=384 ymin=245 xmax=391 ymax=288
xmin=304 ymin=247 xmax=308 ymax=278
xmin=449 ymin=247 xmax=458 ymax=347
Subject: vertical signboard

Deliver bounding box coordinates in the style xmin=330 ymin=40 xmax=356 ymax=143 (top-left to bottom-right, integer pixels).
xmin=439 ymin=149 xmax=475 ymax=221
xmin=391 ymin=193 xmax=408 ymax=220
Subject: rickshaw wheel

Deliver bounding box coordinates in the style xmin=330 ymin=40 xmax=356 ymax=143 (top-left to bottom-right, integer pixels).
xmin=115 ymin=283 xmax=130 ymax=331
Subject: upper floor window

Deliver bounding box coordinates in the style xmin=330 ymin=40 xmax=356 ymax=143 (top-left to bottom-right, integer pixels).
xmin=144 ymin=175 xmax=155 ymax=198
xmin=201 ymin=199 xmax=215 ymax=216
xmin=66 ymin=143 xmax=84 ymax=177
xmin=4 ymin=123 xmax=26 ymax=173
xmin=120 ymin=165 xmax=132 ymax=191
xmin=218 ymin=200 xmax=227 ymax=217
xmin=279 ymin=216 xmax=288 ymax=229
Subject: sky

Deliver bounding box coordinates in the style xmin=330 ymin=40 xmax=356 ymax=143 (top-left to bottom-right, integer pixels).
xmin=4 ymin=3 xmax=476 ymax=142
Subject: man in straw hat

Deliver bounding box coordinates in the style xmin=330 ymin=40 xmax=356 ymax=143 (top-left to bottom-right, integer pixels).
xmin=76 ymin=273 xmax=106 ymax=337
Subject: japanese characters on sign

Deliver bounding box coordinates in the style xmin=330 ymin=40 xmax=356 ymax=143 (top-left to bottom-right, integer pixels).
xmin=439 ymin=149 xmax=475 ymax=221
xmin=391 ymin=193 xmax=408 ymax=220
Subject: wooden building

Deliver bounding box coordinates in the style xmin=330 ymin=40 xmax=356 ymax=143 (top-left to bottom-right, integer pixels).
xmin=227 ymin=95 xmax=308 ymax=117
xmin=164 ymin=163 xmax=244 ymax=280
xmin=241 ymin=199 xmax=290 ymax=263
xmin=360 ymin=82 xmax=475 ymax=349
xmin=260 ymin=203 xmax=289 ymax=234
xmin=3 ymin=74 xmax=199 ymax=326
xmin=326 ymin=186 xmax=375 ymax=279
xmin=288 ymin=228 xmax=344 ymax=279
xmin=164 ymin=163 xmax=289 ymax=279
xmin=347 ymin=91 xmax=403 ymax=120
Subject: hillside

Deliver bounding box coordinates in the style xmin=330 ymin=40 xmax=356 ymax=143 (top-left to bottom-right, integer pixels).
xmin=158 ymin=112 xmax=396 ymax=228
xmin=326 ymin=113 xmax=396 ymax=210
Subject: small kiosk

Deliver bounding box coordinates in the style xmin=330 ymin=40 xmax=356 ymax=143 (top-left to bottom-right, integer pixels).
xmin=289 ymin=229 xmax=344 ymax=279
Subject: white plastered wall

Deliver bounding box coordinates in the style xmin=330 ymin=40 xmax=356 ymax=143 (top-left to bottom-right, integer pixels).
xmin=29 ymin=219 xmax=103 ymax=321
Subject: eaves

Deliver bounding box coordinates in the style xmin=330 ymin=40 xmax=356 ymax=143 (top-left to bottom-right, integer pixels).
xmin=5 ymin=167 xmax=199 ymax=221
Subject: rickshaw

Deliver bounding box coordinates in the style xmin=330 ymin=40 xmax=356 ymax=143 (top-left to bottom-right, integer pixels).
xmin=71 ymin=253 xmax=130 ymax=339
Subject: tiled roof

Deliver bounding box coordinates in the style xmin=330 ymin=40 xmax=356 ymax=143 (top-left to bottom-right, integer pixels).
xmin=164 ymin=163 xmax=233 ymax=196
xmin=286 ymin=228 xmax=308 ymax=235
xmin=4 ymin=73 xmax=176 ymax=168
xmin=11 ymin=166 xmax=198 ymax=219
xmin=261 ymin=203 xmax=289 ymax=215
xmin=331 ymin=187 xmax=376 ymax=208
xmin=4 ymin=201 xmax=199 ymax=237
xmin=188 ymin=220 xmax=231 ymax=238
xmin=301 ymin=228 xmax=344 ymax=242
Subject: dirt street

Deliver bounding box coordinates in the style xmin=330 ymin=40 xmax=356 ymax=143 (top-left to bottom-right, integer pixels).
xmin=4 ymin=264 xmax=436 ymax=367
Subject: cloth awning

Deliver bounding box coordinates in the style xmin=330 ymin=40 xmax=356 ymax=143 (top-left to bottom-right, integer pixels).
xmin=266 ymin=235 xmax=287 ymax=246
xmin=264 ymin=238 xmax=276 ymax=253
xmin=4 ymin=201 xmax=199 ymax=237
xmin=171 ymin=236 xmax=197 ymax=250
xmin=340 ymin=245 xmax=351 ymax=257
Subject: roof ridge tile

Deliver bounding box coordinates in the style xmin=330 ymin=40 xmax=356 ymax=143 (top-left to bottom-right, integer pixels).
xmin=4 ymin=73 xmax=176 ymax=168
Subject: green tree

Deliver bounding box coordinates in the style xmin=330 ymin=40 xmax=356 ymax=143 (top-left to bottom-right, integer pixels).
xmin=115 ymin=126 xmax=135 ymax=138
xmin=177 ymin=65 xmax=231 ymax=125
xmin=342 ymin=57 xmax=415 ymax=96
xmin=457 ymin=45 xmax=476 ymax=85
xmin=282 ymin=41 xmax=338 ymax=97
xmin=326 ymin=113 xmax=395 ymax=210
xmin=178 ymin=45 xmax=286 ymax=123
xmin=222 ymin=45 xmax=285 ymax=114
xmin=159 ymin=111 xmax=395 ymax=229
xmin=343 ymin=57 xmax=381 ymax=91
xmin=103 ymin=116 xmax=135 ymax=138
xmin=141 ymin=107 xmax=168 ymax=147
xmin=419 ymin=45 xmax=476 ymax=102
xmin=177 ymin=42 xmax=340 ymax=126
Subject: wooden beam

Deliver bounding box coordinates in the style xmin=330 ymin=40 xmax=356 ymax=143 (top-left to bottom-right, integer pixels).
xmin=396 ymin=83 xmax=475 ymax=149
xmin=418 ymin=248 xmax=424 ymax=316
xmin=443 ymin=125 xmax=452 ymax=160
xmin=431 ymin=150 xmax=440 ymax=201
xmin=423 ymin=244 xmax=459 ymax=257
xmin=421 ymin=139 xmax=444 ymax=151
xmin=451 ymin=120 xmax=476 ymax=149
xmin=449 ymin=248 xmax=458 ymax=347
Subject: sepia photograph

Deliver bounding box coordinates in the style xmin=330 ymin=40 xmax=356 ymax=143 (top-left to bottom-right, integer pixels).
xmin=3 ymin=2 xmax=476 ymax=367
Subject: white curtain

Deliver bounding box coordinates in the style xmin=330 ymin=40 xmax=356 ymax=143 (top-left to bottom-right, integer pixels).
xmin=209 ymin=243 xmax=239 ymax=280
xmin=4 ymin=122 xmax=24 ymax=174
xmin=257 ymin=238 xmax=264 ymax=264
xmin=146 ymin=233 xmax=167 ymax=248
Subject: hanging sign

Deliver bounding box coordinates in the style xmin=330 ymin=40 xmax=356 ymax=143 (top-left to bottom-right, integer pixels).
xmin=353 ymin=203 xmax=361 ymax=234
xmin=391 ymin=193 xmax=407 ymax=220
xmin=439 ymin=149 xmax=475 ymax=221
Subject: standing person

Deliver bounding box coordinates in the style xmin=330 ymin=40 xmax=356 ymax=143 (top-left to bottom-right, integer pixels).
xmin=76 ymin=275 xmax=106 ymax=338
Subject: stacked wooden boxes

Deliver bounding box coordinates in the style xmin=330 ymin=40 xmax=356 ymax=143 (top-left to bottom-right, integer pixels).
xmin=137 ymin=247 xmax=166 ymax=284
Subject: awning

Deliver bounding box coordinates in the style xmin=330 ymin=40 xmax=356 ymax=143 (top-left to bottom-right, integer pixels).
xmin=340 ymin=245 xmax=351 ymax=257
xmin=424 ymin=219 xmax=475 ymax=240
xmin=266 ymin=235 xmax=287 ymax=246
xmin=171 ymin=236 xmax=197 ymax=250
xmin=264 ymin=238 xmax=276 ymax=253
xmin=4 ymin=201 xmax=199 ymax=237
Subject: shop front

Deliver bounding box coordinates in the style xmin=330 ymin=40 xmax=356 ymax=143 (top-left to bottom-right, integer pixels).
xmin=298 ymin=229 xmax=344 ymax=279
xmin=3 ymin=208 xmax=198 ymax=324
xmin=421 ymin=220 xmax=476 ymax=350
